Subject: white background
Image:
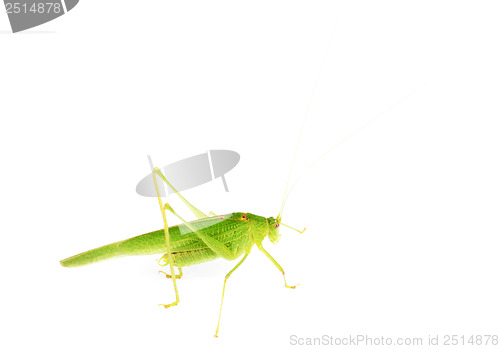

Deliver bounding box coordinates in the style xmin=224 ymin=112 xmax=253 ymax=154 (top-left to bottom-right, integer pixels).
xmin=1 ymin=1 xmax=499 ymax=348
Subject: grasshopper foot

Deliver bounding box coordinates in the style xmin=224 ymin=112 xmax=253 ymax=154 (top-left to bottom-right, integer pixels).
xmin=159 ymin=301 xmax=179 ymax=309
xmin=159 ymin=270 xmax=183 ymax=279
xmin=282 ymin=271 xmax=298 ymax=289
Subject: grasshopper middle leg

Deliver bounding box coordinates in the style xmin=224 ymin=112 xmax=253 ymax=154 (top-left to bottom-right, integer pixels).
xmin=215 ymin=252 xmax=250 ymax=338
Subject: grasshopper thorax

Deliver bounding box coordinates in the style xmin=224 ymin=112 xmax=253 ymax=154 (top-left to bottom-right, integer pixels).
xmin=241 ymin=213 xmax=280 ymax=245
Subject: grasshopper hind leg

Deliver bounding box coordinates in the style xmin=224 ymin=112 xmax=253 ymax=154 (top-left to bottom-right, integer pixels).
xmin=158 ymin=254 xmax=183 ymax=279
xmin=151 ymin=166 xmax=180 ymax=309
xmin=159 ymin=268 xmax=183 ymax=279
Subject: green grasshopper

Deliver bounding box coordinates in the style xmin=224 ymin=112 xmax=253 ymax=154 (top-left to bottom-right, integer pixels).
xmin=60 ymin=161 xmax=304 ymax=337
xmin=60 ymin=40 xmax=413 ymax=336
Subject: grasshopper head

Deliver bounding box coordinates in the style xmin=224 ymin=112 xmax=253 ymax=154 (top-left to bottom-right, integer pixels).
xmin=267 ymin=216 xmax=281 ymax=244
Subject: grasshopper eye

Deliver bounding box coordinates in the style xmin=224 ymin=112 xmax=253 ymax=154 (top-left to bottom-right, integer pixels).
xmin=274 ymin=223 xmax=279 ymax=228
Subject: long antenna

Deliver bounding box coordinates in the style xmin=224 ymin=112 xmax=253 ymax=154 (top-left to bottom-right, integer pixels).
xmin=278 ymin=29 xmax=336 ymax=222
xmin=279 ymin=79 xmax=430 ymax=217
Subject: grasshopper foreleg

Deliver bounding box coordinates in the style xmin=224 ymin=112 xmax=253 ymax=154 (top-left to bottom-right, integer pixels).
xmin=257 ymin=243 xmax=298 ymax=289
